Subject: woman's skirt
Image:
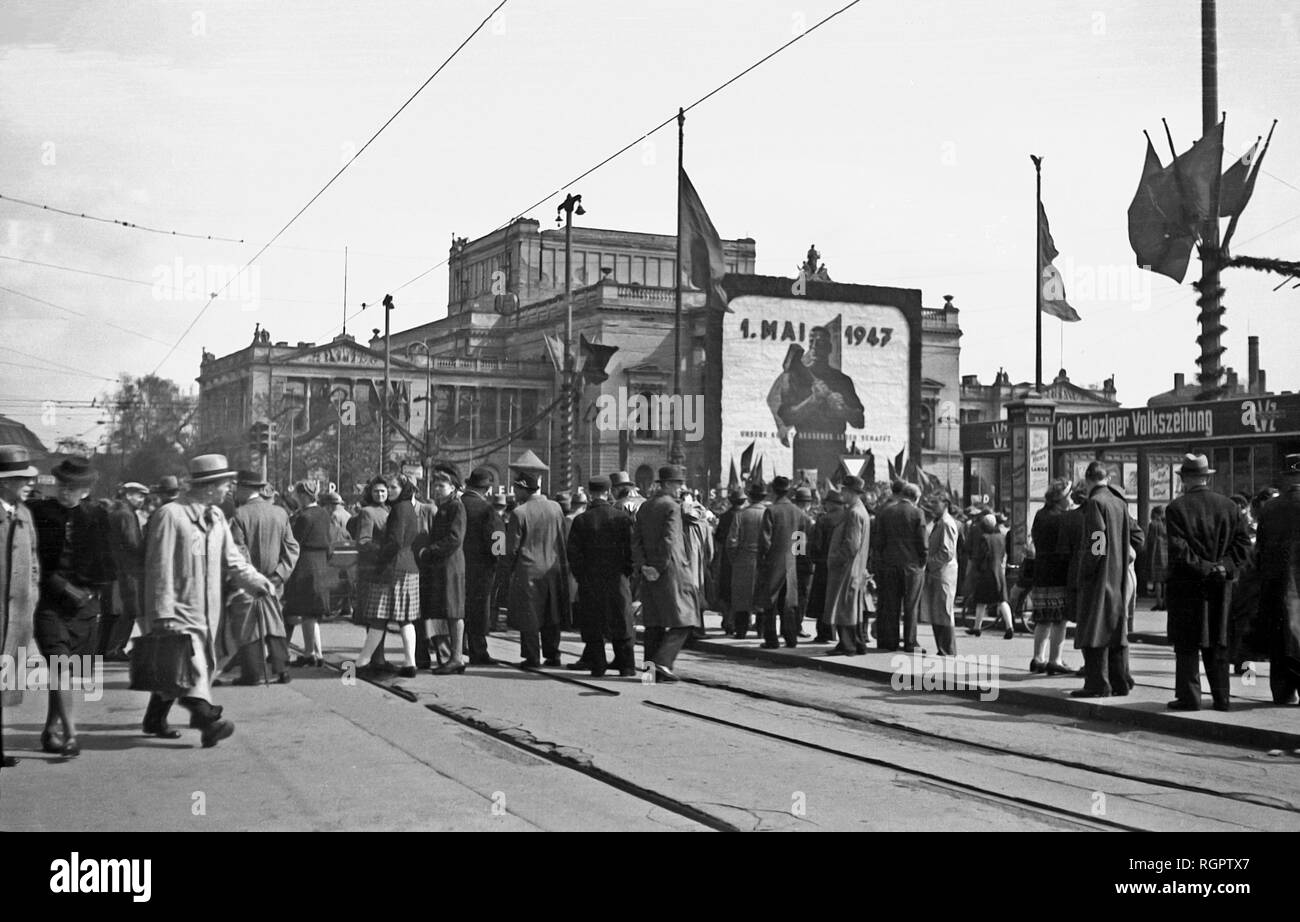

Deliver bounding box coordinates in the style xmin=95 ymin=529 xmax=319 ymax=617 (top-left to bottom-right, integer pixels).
xmin=284 ymin=548 xmax=332 ymax=624
xmin=367 ymin=572 xmax=422 ymax=625
xmin=1029 ymin=585 xmax=1068 ymax=624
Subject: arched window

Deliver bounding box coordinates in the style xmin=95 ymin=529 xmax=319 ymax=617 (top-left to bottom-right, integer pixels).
xmin=920 ymin=404 xmax=934 ymax=450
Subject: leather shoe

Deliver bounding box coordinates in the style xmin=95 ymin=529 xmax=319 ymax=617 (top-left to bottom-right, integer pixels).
xmin=855 ymin=645 xmax=867 ymax=655
xmin=517 ymin=659 xmax=541 ymax=668
xmin=823 ymin=647 xmax=853 ymax=656
xmin=60 ymin=737 xmax=80 ymax=758
xmin=542 ymin=657 xmax=564 ymax=668
xmin=1212 ymin=700 xmax=1231 ymax=712
xmin=41 ymin=728 xmax=65 ymax=753
xmin=397 ymin=666 xmax=418 ymax=678
xmin=618 ymin=667 xmax=638 ymax=677
xmin=1045 ymin=662 xmax=1073 ymax=676
xmin=565 ymin=661 xmax=592 ymax=671
xmin=1167 ymin=699 xmax=1200 ymax=711
xmin=761 ymin=641 xmax=780 ymax=649
xmin=1029 ymin=659 xmax=1046 ymax=674
xmin=1070 ymin=688 xmax=1110 ymax=698
xmin=652 ymin=664 xmax=680 ymax=683
xmin=142 ymin=719 xmax=181 ymax=740
xmin=431 ymin=662 xmax=466 ymax=676
xmin=0 ymin=756 xmax=16 ymax=768
xmin=467 ymin=655 xmax=495 ymax=666
xmin=589 ymin=669 xmax=607 ymax=677
xmin=201 ymin=718 xmax=235 ymax=748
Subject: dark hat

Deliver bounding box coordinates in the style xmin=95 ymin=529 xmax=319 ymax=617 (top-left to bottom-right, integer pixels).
xmin=840 ymin=475 xmax=867 ymax=494
xmin=430 ymin=470 xmax=455 ymax=487
xmin=1178 ymin=453 xmax=1215 ymax=477
xmin=794 ymin=485 xmax=813 ymax=502
xmin=513 ymin=470 xmax=541 ymax=491
xmin=555 ymin=490 xmax=572 ymax=504
xmin=187 ymin=454 xmax=237 ymax=485
xmin=236 ymin=470 xmax=268 ymax=489
xmin=609 ymin=471 xmax=633 ymax=487
xmin=294 ymin=479 xmax=319 ymax=499
xmin=432 ymin=462 xmax=462 ymax=489
xmin=155 ymin=475 xmax=182 ymax=497
xmin=466 ymin=466 xmax=494 ymax=490
xmin=746 ymin=480 xmax=768 ymax=499
xmin=0 ymin=445 xmax=38 ymax=479
xmin=823 ymin=490 xmax=845 ymax=505
xmin=323 ymin=490 xmax=344 ymax=505
xmin=657 ymin=464 xmax=687 ymax=484
xmin=588 ymin=475 xmax=611 ymax=492
xmin=771 ymin=475 xmax=791 ymax=494
xmin=1285 ymin=454 xmax=1300 ymax=475
xmin=728 ymin=487 xmax=746 ymax=504
xmin=52 ymin=455 xmax=98 ymax=486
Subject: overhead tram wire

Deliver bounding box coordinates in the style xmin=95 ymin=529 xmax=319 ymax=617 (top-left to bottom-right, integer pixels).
xmin=0 ymin=192 xmax=245 ymax=243
xmin=0 ymin=284 xmax=174 ymax=346
xmin=0 ymin=346 xmax=117 ymax=382
xmin=318 ymin=0 xmax=867 ymax=341
xmin=149 ymin=0 xmax=511 ymax=375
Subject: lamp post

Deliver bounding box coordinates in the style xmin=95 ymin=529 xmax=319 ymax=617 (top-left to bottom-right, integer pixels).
xmin=556 ymin=192 xmax=585 ymax=494
xmin=407 ymin=341 xmax=434 ymax=487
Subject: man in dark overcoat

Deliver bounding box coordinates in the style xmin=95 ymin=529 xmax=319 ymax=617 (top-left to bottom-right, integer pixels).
xmin=758 ymin=476 xmax=803 ymax=648
xmin=506 ymin=470 xmax=569 ymax=667
xmin=808 ymin=490 xmax=845 ymax=643
xmin=567 ymin=476 xmax=636 ymax=676
xmin=871 ymin=481 xmax=927 ymax=652
xmin=632 ymin=464 xmax=699 ymax=681
xmin=1165 ymin=454 xmax=1251 ymax=711
xmin=103 ymin=482 xmax=149 ymax=659
xmin=793 ymin=485 xmax=816 ymax=639
xmin=0 ymin=446 xmax=40 ymax=770
xmin=1254 ymin=453 xmax=1300 ymax=705
xmin=421 ymin=471 xmax=467 ymax=672
xmin=1072 ymin=461 xmax=1144 ymax=698
xmin=460 ymin=468 xmax=503 ymax=666
xmin=711 ymin=487 xmax=745 ymax=635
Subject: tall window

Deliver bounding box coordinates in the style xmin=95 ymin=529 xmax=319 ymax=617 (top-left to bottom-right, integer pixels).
xmin=920 ymin=404 xmax=934 ymax=450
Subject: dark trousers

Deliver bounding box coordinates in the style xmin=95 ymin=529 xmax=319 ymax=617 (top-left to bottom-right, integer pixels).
xmin=932 ymin=625 xmax=957 ymax=656
xmin=733 ymin=611 xmax=752 ymax=638
xmin=235 ymin=636 xmax=289 ymax=682
xmin=464 ymin=572 xmax=494 ymax=662
xmin=519 ymin=624 xmax=561 ymax=664
xmin=758 ymin=582 xmax=799 ymax=646
xmin=1270 ymin=656 xmax=1300 ymax=704
xmin=1174 ymin=644 xmax=1229 ymax=707
xmin=1081 ymin=642 xmax=1133 ymax=696
xmin=644 ymin=626 xmax=691 ymax=670
xmin=877 ymin=565 xmax=923 ymax=650
xmin=577 ymin=583 xmax=635 ymax=672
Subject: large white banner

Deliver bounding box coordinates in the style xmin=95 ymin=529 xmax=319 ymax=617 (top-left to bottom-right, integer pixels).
xmin=720 ymin=295 xmax=910 ymax=482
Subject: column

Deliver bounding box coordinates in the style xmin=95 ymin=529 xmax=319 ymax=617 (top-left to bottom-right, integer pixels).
xmin=1004 ymin=396 xmax=1055 ymax=564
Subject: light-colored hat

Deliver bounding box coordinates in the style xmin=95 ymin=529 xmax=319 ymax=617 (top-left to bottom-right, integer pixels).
xmin=0 ymin=445 xmax=38 ymax=479
xmin=187 ymin=454 xmax=237 ymax=485
xmin=120 ymin=481 xmax=150 ymax=494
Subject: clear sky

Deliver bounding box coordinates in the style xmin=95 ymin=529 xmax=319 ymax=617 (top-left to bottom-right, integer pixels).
xmin=2 ymin=0 xmax=1298 ymax=450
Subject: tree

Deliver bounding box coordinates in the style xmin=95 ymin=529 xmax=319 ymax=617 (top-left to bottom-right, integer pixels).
xmin=102 ymin=374 xmax=196 ymax=488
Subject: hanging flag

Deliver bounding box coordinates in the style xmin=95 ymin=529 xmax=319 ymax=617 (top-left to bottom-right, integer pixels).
xmin=893 ymin=446 xmax=907 ymax=480
xmin=1219 ymin=138 xmax=1260 ymax=218
xmin=543 ymin=333 xmax=565 ymax=373
xmin=579 ymin=334 xmax=619 ymax=384
xmin=728 ymin=459 xmax=739 ymax=489
xmin=740 ymin=440 xmax=755 ymax=476
xmin=1127 ymin=136 xmax=1196 ymax=283
xmin=679 ymin=170 xmax=731 ymax=313
xmin=1038 ymin=201 xmax=1082 ymax=322
xmin=753 ymin=456 xmax=764 ymax=486
xmin=1173 ymin=119 xmax=1225 ymax=225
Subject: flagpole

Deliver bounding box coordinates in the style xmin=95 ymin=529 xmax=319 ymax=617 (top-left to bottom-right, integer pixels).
xmin=1196 ymin=0 xmax=1225 ymax=400
xmin=1031 ymin=154 xmax=1043 ymax=393
xmin=670 ymin=106 xmax=686 ymax=467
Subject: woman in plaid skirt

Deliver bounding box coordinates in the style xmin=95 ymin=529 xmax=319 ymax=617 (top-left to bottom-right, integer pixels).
xmin=354 ymin=475 xmax=423 ymax=678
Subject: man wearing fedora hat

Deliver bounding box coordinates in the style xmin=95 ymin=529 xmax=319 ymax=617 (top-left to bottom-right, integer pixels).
xmin=808 ymin=488 xmax=845 ymax=643
xmin=568 ymin=475 xmax=637 ymax=676
xmin=1164 ymin=454 xmax=1251 ymax=711
xmin=506 ymin=468 xmax=569 ymax=667
xmin=633 ymin=464 xmax=700 ymax=681
xmin=28 ymin=455 xmax=115 ymax=757
xmin=1254 ymin=454 xmax=1300 ymax=705
xmin=142 ymin=454 xmax=274 ymax=746
xmin=757 ymin=475 xmax=803 ymax=648
xmin=461 ymin=467 xmax=504 ymax=666
xmin=823 ymin=475 xmax=872 ymax=655
xmin=711 ymin=487 xmax=747 ymax=635
xmin=0 ymin=446 xmax=40 ymax=769
xmin=102 ymin=482 xmax=150 ymax=660
xmin=871 ymin=480 xmax=928 ymax=652
xmin=726 ymin=480 xmax=769 ymax=639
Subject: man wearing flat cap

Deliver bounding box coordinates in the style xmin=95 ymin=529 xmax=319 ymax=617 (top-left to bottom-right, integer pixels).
xmin=0 ymin=446 xmax=40 ymax=769
xmin=506 ymin=468 xmax=569 ymax=667
xmin=568 ymin=475 xmax=636 ymax=676
xmin=29 ymin=455 xmax=115 ymax=757
xmin=1254 ymin=453 xmax=1300 ymax=705
xmin=143 ymin=455 xmax=274 ymax=746
xmin=632 ymin=464 xmax=700 ymax=680
xmin=1164 ymin=454 xmax=1251 ymax=711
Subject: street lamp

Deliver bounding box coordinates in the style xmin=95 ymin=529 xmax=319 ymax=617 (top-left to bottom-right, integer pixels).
xmin=556 ymin=192 xmax=585 ymax=494
xmin=407 ymin=341 xmax=434 ymax=487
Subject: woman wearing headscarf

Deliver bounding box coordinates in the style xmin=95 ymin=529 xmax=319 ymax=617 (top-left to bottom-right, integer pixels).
xmin=1028 ymin=480 xmax=1074 ymax=674
xmin=967 ymin=513 xmax=1013 ymax=639
xmin=355 ymin=474 xmax=422 ymax=677
xmin=283 ymin=480 xmax=334 ymax=666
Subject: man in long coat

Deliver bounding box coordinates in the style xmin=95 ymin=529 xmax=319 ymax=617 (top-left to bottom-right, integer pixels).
xmin=759 ymin=476 xmax=803 ymax=649
xmin=824 ymin=476 xmax=872 ymax=655
xmin=1164 ymin=454 xmax=1251 ymax=711
xmin=144 ymin=455 xmax=273 ymax=747
xmin=104 ymin=482 xmax=149 ymax=659
xmin=0 ymin=446 xmax=39 ymax=770
xmin=726 ymin=481 xmax=768 ymax=639
xmin=711 ymin=488 xmax=746 ymax=634
xmin=420 ymin=471 xmax=467 ymax=672
xmin=1254 ymin=453 xmax=1300 ymax=705
xmin=809 ymin=490 xmax=846 ymax=643
xmin=871 ymin=481 xmax=927 ymax=652
xmin=224 ymin=470 xmax=299 ymax=685
xmin=921 ymin=497 xmax=960 ymax=656
xmin=1072 ymin=461 xmax=1145 ymax=698
xmin=632 ymin=464 xmax=700 ymax=681
xmin=567 ymin=476 xmax=636 ymax=676
xmin=506 ymin=470 xmax=568 ymax=667
xmin=460 ymin=468 xmax=503 ymax=666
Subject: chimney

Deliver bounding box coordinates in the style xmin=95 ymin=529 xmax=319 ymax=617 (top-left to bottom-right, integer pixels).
xmin=1258 ymin=369 xmax=1267 ymax=393
xmin=1248 ymin=336 xmax=1260 ymax=393
xmin=1174 ymin=372 xmax=1185 ymax=391
xmin=1225 ymin=367 xmax=1238 ymax=391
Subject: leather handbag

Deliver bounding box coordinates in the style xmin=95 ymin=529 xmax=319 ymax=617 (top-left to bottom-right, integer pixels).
xmin=128 ymin=631 xmax=198 ymax=697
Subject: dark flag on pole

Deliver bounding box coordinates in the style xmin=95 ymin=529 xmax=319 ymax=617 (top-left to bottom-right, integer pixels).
xmin=679 ymin=169 xmax=731 ymax=313
xmin=578 ymin=334 xmax=618 ymax=384
xmin=1038 ymin=201 xmax=1081 ymax=322
xmin=1173 ymin=119 xmax=1225 ymax=225
xmin=1127 ymin=136 xmax=1196 ymax=283
xmin=1219 ymin=138 xmax=1261 ymax=218
xmin=740 ymin=440 xmax=755 ymax=477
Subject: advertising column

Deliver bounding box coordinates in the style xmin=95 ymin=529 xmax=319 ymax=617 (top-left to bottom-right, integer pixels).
xmin=1004 ymin=397 xmax=1055 ymax=564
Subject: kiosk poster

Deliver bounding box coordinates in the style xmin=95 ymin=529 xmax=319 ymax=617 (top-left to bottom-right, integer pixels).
xmin=720 ymin=296 xmax=911 ymax=482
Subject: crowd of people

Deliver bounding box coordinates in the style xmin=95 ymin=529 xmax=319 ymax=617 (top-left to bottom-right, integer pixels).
xmin=2 ymin=442 xmax=1298 ymax=770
